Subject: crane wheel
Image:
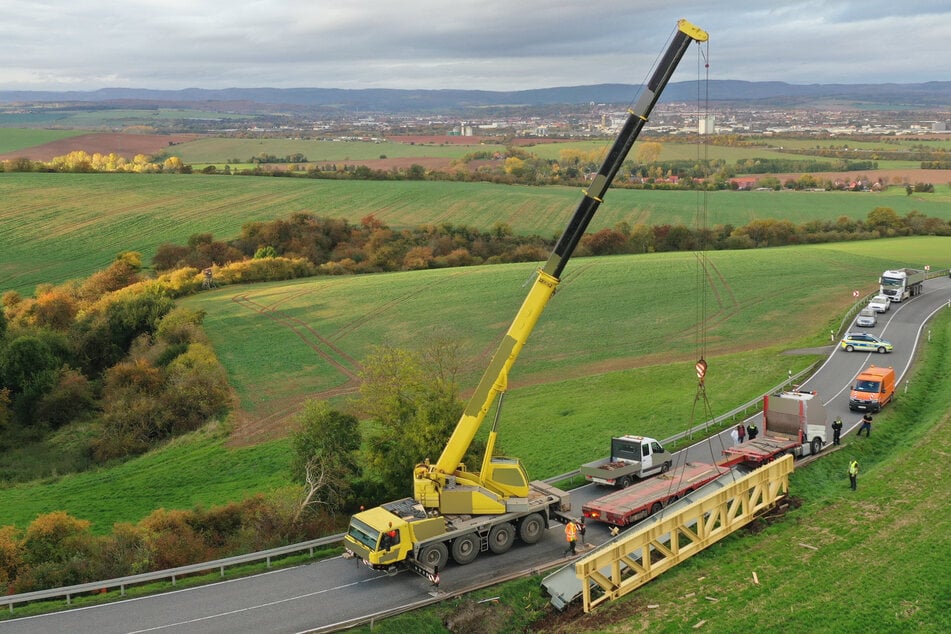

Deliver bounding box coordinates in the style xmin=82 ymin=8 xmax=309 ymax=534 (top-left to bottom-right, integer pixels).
xmin=518 ymin=513 xmax=545 ymax=545
xmin=488 ymin=523 xmax=515 ymax=554
xmin=451 ymin=533 xmax=479 ymax=565
xmin=418 ymin=543 xmax=448 ymax=570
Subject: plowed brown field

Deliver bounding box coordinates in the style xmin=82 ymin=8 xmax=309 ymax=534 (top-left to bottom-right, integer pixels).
xmin=0 ymin=133 xmax=201 ymax=161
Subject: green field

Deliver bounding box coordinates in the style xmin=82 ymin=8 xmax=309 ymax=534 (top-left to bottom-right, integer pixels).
xmin=168 ymin=138 xmax=507 ymax=163
xmin=0 ymin=108 xmax=256 ymax=130
xmin=3 ymin=171 xmax=951 ymax=295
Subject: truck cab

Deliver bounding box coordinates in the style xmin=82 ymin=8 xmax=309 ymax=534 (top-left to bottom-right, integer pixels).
xmin=849 ymin=365 xmax=895 ymax=412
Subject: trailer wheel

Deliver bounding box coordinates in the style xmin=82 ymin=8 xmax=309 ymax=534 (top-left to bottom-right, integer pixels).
xmin=650 ymin=502 xmax=663 ymax=515
xmin=488 ymin=523 xmax=515 ymax=554
xmin=451 ymin=533 xmax=479 ymax=565
xmin=811 ymin=437 xmax=823 ymax=455
xmin=618 ymin=476 xmax=632 ymax=489
xmin=518 ymin=513 xmax=545 ymax=545
xmin=419 ymin=543 xmax=448 ymax=570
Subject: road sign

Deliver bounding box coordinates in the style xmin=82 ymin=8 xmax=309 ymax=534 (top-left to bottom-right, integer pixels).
xmin=852 ymin=290 xmax=860 ymax=297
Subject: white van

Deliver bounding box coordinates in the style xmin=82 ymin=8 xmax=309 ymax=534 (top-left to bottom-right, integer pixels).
xmin=868 ymin=295 xmax=890 ymax=313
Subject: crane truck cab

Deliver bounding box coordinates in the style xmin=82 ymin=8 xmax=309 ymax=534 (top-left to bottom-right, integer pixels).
xmin=849 ymin=365 xmax=895 ymax=412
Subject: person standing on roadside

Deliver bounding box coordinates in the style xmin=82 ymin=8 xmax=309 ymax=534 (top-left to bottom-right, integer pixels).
xmin=857 ymin=413 xmax=873 ymax=437
xmin=737 ymin=424 xmax=746 ymax=444
xmin=730 ymin=426 xmax=739 ymax=446
xmin=832 ymin=417 xmax=843 ymax=445
xmin=848 ymin=459 xmax=859 ymax=490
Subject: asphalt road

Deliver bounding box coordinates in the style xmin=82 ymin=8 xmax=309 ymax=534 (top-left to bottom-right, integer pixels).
xmin=5 ymin=277 xmax=949 ymax=633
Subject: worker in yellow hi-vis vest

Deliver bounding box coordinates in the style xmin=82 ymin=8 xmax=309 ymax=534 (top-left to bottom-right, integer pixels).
xmin=848 ymin=459 xmax=859 ymax=491
xmin=563 ymin=520 xmax=579 ymax=557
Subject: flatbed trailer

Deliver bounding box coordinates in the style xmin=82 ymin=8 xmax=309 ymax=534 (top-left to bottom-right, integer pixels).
xmin=720 ymin=434 xmax=802 ymax=467
xmin=581 ymin=462 xmax=727 ymax=528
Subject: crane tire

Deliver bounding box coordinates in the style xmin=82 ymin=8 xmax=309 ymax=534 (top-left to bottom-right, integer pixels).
xmin=488 ymin=522 xmax=515 ymax=554
xmin=518 ymin=513 xmax=545 ymax=545
xmin=419 ymin=542 xmax=448 ymax=570
xmin=451 ymin=533 xmax=479 ymax=565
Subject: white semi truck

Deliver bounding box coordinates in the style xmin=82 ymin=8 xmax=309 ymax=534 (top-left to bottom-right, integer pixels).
xmin=879 ymin=268 xmax=925 ymax=302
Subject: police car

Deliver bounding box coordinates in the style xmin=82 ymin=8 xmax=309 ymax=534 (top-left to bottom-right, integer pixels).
xmin=839 ymin=332 xmax=893 ymax=354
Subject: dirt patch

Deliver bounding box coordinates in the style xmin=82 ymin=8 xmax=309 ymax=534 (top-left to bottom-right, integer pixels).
xmin=743 ymin=495 xmax=803 ymax=535
xmin=0 ymin=132 xmax=201 ymax=161
xmin=444 ymin=599 xmax=517 ymax=633
xmin=528 ymin=598 xmax=654 ymax=633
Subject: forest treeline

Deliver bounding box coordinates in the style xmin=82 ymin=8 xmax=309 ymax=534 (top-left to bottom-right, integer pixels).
xmin=4 ymin=145 xmax=946 ymax=192
xmin=151 ymin=206 xmax=951 ymax=276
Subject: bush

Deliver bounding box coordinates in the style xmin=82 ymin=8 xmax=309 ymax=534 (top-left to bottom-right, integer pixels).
xmin=213 ymin=257 xmax=317 ymax=285
xmin=34 ymin=367 xmax=95 ymax=428
xmin=140 ymin=509 xmax=212 ymax=570
xmin=19 ymin=511 xmax=98 ymax=589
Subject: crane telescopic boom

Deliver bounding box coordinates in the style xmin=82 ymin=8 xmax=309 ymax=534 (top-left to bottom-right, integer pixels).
xmin=344 ymin=19 xmax=708 ymax=578
xmin=426 ymin=19 xmax=709 ymax=491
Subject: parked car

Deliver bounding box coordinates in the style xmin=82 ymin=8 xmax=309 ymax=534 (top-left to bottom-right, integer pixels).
xmin=840 ymin=332 xmax=893 ymax=354
xmin=868 ymin=295 xmax=891 ymax=313
xmin=855 ymin=308 xmax=877 ymax=327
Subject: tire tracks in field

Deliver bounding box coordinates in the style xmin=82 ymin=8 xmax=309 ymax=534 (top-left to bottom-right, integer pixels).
xmin=231 ymin=290 xmax=361 ymax=380
xmin=663 ymin=253 xmax=748 ymax=345
xmin=228 ymin=273 xmax=466 ymax=444
xmin=467 ymin=261 xmax=598 ymax=368
xmin=329 ymin=270 xmax=466 ymax=342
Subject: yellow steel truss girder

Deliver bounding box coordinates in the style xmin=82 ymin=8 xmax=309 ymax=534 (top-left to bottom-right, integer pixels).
xmin=578 ymin=455 xmax=793 ymax=612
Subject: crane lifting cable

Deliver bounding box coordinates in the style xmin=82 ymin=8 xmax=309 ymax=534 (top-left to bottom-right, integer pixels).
xmin=659 ymin=36 xmax=738 ymax=512
xmin=689 ymin=38 xmax=737 ymax=477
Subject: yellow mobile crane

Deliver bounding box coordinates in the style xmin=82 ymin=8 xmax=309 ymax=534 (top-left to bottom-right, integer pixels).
xmin=343 ymin=19 xmax=708 ymax=577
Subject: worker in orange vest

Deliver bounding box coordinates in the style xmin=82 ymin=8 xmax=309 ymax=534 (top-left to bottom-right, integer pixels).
xmin=563 ymin=519 xmax=579 ymax=557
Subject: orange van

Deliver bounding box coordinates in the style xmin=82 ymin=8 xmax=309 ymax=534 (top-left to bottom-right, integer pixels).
xmin=849 ymin=365 xmax=895 ymax=412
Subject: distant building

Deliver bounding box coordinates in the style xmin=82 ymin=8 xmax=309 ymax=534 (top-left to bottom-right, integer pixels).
xmin=699 ymin=115 xmax=715 ymax=134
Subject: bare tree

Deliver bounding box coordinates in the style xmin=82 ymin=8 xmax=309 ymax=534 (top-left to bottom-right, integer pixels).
xmin=294 ymin=454 xmax=350 ymax=523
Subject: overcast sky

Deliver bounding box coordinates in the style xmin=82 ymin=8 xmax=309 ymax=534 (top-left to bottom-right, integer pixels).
xmin=4 ymin=1 xmax=950 ymax=92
